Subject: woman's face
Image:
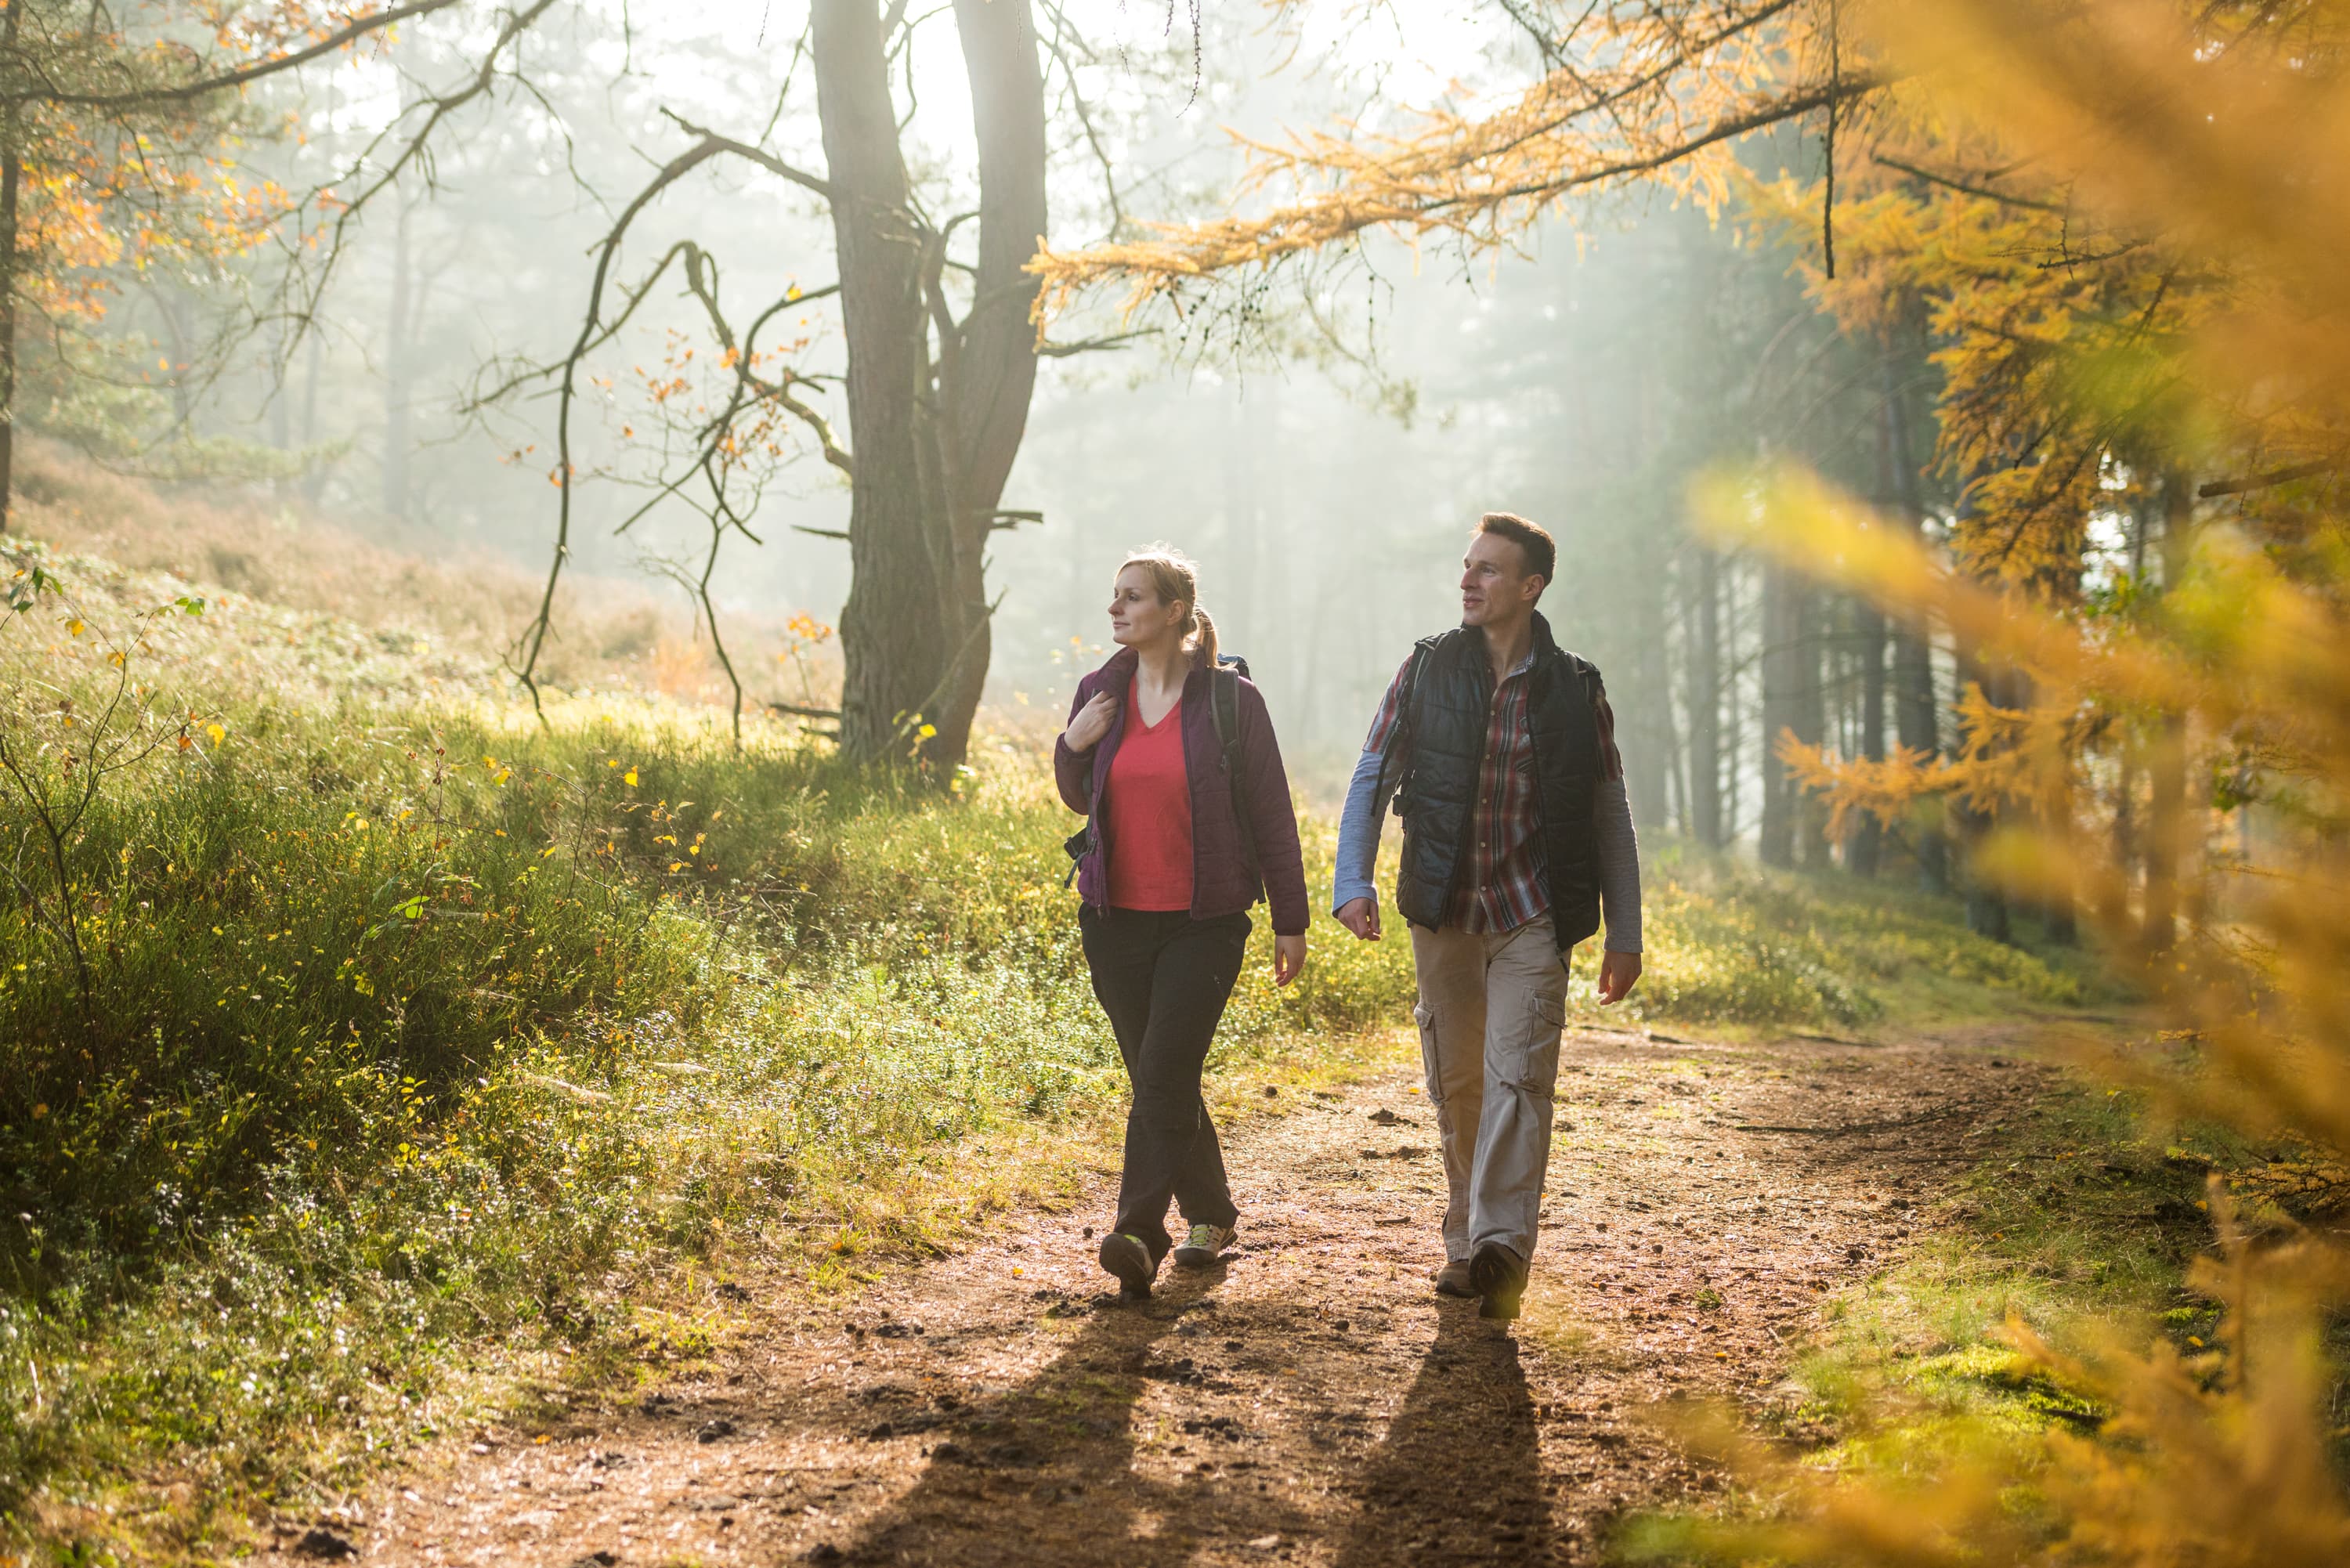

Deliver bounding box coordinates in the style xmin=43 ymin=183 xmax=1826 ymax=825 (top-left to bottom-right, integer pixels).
xmin=1107 ymin=565 xmax=1185 ymax=649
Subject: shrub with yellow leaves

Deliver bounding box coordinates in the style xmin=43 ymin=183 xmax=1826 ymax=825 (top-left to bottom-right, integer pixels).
xmin=1672 ymin=2 xmax=2350 ymax=1560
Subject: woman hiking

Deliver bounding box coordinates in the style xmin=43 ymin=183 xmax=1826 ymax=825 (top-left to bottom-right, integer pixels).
xmin=1056 ymin=547 xmax=1311 ymax=1299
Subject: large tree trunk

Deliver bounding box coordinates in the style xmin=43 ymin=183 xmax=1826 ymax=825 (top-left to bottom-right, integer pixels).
xmin=821 ymin=0 xmax=1043 ymax=771
xmin=816 ymin=0 xmax=945 ymax=765
xmin=1687 ymin=544 xmax=1724 ymax=848
xmin=921 ymin=0 xmax=1047 ymax=766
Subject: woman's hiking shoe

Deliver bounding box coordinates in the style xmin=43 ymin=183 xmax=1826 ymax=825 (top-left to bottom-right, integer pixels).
xmin=1432 ymin=1259 xmax=1477 ymax=1298
xmin=1098 ymin=1232 xmax=1159 ymax=1298
xmin=1470 ymin=1241 xmax=1528 ymax=1321
xmin=1172 ymin=1223 xmax=1236 ymax=1267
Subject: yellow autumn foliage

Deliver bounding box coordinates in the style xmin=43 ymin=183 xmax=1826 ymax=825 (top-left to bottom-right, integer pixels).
xmin=1688 ymin=4 xmax=2350 ymax=1561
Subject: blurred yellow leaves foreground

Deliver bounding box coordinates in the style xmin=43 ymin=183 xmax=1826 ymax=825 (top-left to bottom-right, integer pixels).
xmin=1683 ymin=5 xmax=2350 ymax=1563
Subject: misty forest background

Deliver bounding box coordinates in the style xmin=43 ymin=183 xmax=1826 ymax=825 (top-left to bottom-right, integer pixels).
xmin=126 ymin=2 xmax=1965 ymax=873
xmin=5 ymin=2 xmax=2346 ymax=1565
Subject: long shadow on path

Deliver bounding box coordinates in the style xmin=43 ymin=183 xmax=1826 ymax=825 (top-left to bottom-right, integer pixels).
xmin=1332 ymin=1302 xmax=1555 ymax=1567
xmin=825 ymin=1263 xmax=1559 ymax=1566
xmin=828 ymin=1262 xmax=1343 ymax=1566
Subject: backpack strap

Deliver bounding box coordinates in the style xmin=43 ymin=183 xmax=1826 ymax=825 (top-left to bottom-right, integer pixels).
xmin=1211 ymin=664 xmax=1260 ymax=877
xmin=1374 ymin=642 xmax=1432 ymax=818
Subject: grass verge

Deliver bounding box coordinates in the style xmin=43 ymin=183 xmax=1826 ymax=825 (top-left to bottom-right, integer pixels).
xmin=1619 ymin=1063 xmax=2350 ymax=1562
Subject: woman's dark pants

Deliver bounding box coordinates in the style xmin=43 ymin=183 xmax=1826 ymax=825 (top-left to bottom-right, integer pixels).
xmin=1079 ymin=905 xmax=1251 ymax=1263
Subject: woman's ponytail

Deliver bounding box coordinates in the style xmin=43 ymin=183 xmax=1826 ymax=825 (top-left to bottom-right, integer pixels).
xmin=1189 ymin=605 xmax=1220 ymax=670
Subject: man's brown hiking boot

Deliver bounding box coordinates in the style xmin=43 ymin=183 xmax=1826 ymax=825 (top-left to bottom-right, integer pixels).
xmin=1432 ymin=1259 xmax=1477 ymax=1298
xmin=1470 ymin=1241 xmax=1528 ymax=1321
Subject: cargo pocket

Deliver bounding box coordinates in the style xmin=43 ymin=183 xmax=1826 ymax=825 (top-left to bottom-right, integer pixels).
xmin=1509 ymin=993 xmax=1566 ymax=1099
xmin=1412 ymin=1003 xmax=1444 ymax=1104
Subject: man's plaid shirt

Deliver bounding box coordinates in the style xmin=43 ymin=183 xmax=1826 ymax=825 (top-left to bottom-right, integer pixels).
xmin=1362 ymin=647 xmax=1622 ymax=934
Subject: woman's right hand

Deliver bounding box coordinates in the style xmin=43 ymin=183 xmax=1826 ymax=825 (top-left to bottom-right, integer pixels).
xmin=1061 ymin=690 xmax=1119 ymax=753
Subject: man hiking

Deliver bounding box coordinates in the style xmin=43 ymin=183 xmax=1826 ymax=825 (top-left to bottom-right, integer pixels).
xmin=1332 ymin=512 xmax=1643 ymax=1322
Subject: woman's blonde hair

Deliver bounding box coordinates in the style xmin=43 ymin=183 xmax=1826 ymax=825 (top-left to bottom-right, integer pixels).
xmin=1119 ymin=544 xmax=1219 ymax=668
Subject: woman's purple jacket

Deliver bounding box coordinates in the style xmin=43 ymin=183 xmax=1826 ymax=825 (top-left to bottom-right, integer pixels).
xmin=1054 ymin=647 xmax=1311 ymax=936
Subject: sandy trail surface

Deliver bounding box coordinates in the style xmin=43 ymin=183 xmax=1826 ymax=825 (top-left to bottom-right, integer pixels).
xmin=262 ymin=1024 xmax=2048 ymax=1566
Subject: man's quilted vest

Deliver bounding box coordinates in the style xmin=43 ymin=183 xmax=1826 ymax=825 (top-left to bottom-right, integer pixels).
xmin=1384 ymin=613 xmax=1603 ymax=950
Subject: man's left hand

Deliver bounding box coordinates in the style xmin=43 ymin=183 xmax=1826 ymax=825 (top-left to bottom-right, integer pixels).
xmin=1597 ymin=950 xmax=1643 ymax=1006
xmin=1274 ymin=934 xmax=1308 ymax=988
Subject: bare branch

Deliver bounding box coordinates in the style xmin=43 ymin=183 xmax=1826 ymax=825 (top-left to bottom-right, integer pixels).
xmin=1041 ymin=0 xmax=1123 ymax=236
xmin=1036 ymin=329 xmax=1154 ymax=357
xmin=512 ymin=133 xmax=737 ymax=712
xmin=14 ymin=0 xmax=462 ymax=107
xmin=1871 ymin=153 xmax=2070 ymax=214
xmin=657 ymin=108 xmax=834 ymax=202
xmin=284 ymin=0 xmax=562 ymax=350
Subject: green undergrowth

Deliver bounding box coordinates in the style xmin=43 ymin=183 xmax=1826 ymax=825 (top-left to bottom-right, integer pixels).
xmin=0 ymin=544 xmax=2109 ymax=1563
xmin=1625 ymin=843 xmax=2108 ymax=1031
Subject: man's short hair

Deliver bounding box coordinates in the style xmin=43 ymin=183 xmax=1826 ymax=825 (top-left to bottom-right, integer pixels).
xmin=1477 ymin=511 xmax=1556 ymax=591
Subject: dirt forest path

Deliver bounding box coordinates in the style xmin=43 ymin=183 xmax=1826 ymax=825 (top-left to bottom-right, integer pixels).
xmin=273 ymin=1024 xmax=2054 ymax=1567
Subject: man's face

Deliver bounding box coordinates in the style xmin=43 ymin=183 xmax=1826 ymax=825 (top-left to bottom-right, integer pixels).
xmin=1459 ymin=530 xmax=1542 ymax=627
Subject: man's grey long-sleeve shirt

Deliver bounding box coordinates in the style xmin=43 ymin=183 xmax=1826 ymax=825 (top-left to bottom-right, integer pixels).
xmin=1329 ymin=692 xmax=1643 ymax=955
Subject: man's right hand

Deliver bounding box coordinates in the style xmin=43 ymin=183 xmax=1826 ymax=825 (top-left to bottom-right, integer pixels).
xmin=1061 ymin=691 xmax=1119 ymax=753
xmin=1335 ymin=897 xmax=1383 ymax=941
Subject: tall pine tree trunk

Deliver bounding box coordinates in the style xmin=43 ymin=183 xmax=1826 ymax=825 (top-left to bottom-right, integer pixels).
xmin=1953 ymin=647 xmax=2011 ymax=942
xmin=1687 ymin=544 xmax=1724 ymax=848
xmin=1851 ymin=594 xmax=1887 ymax=875
xmin=1791 ymin=585 xmax=1829 ymax=868
xmin=1884 ymin=334 xmax=1947 ymax=889
xmin=1620 ymin=361 xmax=1673 ymax=833
xmin=1758 ymin=562 xmax=1805 ymax=869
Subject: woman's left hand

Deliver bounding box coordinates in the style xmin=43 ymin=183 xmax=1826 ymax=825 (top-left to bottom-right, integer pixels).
xmin=1273 ymin=934 xmax=1307 ymax=988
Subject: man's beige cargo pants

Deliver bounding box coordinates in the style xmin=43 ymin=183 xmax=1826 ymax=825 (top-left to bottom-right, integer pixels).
xmin=1408 ymin=913 xmax=1568 ymax=1266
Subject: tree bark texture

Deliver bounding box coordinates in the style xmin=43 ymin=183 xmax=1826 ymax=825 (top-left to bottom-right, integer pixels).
xmin=923 ymin=0 xmax=1047 ymax=763
xmin=819 ymin=0 xmax=1044 ymax=770
xmin=817 ymin=0 xmax=945 ymax=764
